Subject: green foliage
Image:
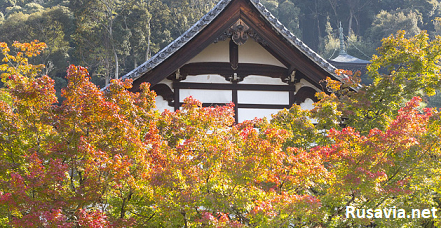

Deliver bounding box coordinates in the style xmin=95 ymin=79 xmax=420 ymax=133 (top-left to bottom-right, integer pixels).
xmin=321 ymin=30 xmax=441 ymax=134
xmin=0 ymin=0 xmax=440 ymax=97
xmin=0 ymin=6 xmax=73 ymax=95
xmin=368 ymin=9 xmax=423 ymax=47
xmin=427 ymin=90 xmax=441 ymax=108
xmin=70 ymin=0 xmax=217 ymax=87
xmin=2 ymin=31 xmax=441 ymax=227
xmin=1 ymin=0 xmax=441 ymax=225
xmin=23 ymin=2 xmax=43 ymax=14
xmin=320 ymin=17 xmax=340 ymax=59
xmin=277 ymin=1 xmax=301 ymax=37
xmin=369 ymin=31 xmax=441 ymax=97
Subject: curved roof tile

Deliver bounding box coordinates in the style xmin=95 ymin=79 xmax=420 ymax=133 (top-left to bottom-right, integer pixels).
xmin=104 ymin=0 xmax=342 ymax=91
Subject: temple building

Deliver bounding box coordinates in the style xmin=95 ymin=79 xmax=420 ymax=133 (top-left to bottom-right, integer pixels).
xmin=115 ymin=0 xmax=346 ymax=122
xmin=328 ymin=23 xmax=370 ymax=84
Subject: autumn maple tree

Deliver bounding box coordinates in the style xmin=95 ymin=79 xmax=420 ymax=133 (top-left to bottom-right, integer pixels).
xmin=1 ymin=31 xmax=441 ymax=227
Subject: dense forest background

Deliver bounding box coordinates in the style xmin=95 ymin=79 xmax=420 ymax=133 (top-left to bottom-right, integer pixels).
xmin=0 ymin=0 xmax=440 ymax=96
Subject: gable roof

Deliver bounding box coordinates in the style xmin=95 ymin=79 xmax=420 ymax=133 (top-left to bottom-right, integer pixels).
xmin=106 ymin=0 xmax=342 ymax=92
xmin=331 ymin=54 xmax=370 ymax=64
xmin=329 ymin=22 xmax=370 ymax=65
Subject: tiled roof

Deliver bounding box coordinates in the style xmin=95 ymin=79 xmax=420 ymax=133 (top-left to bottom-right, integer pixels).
xmin=104 ymin=0 xmax=341 ymax=90
xmin=250 ymin=0 xmax=337 ymax=75
xmin=331 ymin=53 xmax=370 ymax=64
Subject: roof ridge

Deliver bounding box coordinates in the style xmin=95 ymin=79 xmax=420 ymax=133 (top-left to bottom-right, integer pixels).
xmin=101 ymin=0 xmax=233 ymax=91
xmin=103 ymin=0 xmax=342 ymax=91
xmin=249 ymin=0 xmax=338 ymax=77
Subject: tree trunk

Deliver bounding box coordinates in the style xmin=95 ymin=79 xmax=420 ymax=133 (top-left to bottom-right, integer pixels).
xmin=146 ymin=19 xmax=151 ymax=61
xmin=108 ymin=17 xmax=119 ymax=80
xmin=113 ymin=48 xmax=119 ymax=80
xmin=348 ymin=11 xmax=353 ymax=37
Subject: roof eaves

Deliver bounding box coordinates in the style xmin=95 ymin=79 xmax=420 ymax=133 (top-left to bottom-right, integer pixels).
xmin=102 ymin=0 xmax=346 ymax=91
xmin=249 ymin=0 xmax=342 ymax=80
xmin=102 ymin=0 xmax=233 ymax=91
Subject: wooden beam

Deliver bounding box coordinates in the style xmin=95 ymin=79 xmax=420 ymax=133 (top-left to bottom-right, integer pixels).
xmin=180 ymin=102 xmax=291 ymax=110
xmin=294 ymin=87 xmax=319 ymax=105
xmin=130 ymin=0 xmax=243 ymax=91
xmin=129 ymin=0 xmax=336 ymax=92
xmin=173 ymin=86 xmax=180 ymax=111
xmin=175 ymin=62 xmax=289 ymax=81
xmin=173 ymin=82 xmax=295 ymax=91
xmin=232 ymin=84 xmax=238 ymax=122
xmin=239 ymin=3 xmax=333 ymax=89
xmin=229 ymin=40 xmax=239 ymax=70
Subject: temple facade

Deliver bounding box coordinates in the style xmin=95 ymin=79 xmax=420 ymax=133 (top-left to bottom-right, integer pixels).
xmin=114 ymin=0 xmax=345 ymax=122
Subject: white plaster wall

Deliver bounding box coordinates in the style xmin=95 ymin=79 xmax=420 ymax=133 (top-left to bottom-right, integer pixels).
xmin=238 ymin=90 xmax=289 ymax=105
xmin=187 ymin=40 xmax=229 ymax=63
xmin=181 ymin=74 xmax=229 ymax=84
xmin=299 ymin=98 xmax=318 ymax=124
xmin=239 ymin=75 xmax=286 ymax=85
xmin=152 ymin=80 xmax=174 ymax=113
xmin=155 ymin=90 xmax=316 ymax=122
xmin=182 ymin=74 xmax=288 ymax=85
xmin=238 ymin=39 xmax=286 ymax=67
xmin=238 ymin=108 xmax=281 ymax=122
xmin=155 ymin=95 xmax=173 ymax=113
xmin=296 ymin=79 xmax=322 ymax=93
xmin=237 ymin=99 xmax=316 ymax=122
xmin=153 ymin=79 xmax=317 ymax=121
xmin=300 ymin=98 xmax=315 ymax=110
xmin=154 ymin=37 xmax=321 ymax=120
xmin=187 ymin=38 xmax=286 ymax=68
xmin=184 ymin=37 xmax=288 ymax=85
xmin=157 ymin=79 xmax=173 ymax=88
xmin=179 ymin=89 xmax=232 ymax=104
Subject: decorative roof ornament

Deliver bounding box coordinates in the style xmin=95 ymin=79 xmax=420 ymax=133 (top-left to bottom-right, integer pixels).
xmin=338 ymin=22 xmax=347 ymax=55
xmin=103 ymin=0 xmax=346 ymax=91
xmin=213 ymin=19 xmax=267 ymax=46
xmin=231 ymin=20 xmax=250 ymax=45
xmin=331 ymin=22 xmax=369 ymax=64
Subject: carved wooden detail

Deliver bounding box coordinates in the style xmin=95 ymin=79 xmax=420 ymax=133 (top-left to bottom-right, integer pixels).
xmin=213 ymin=19 xmax=267 ymax=46
xmin=294 ymin=87 xmax=319 ymax=105
xmin=173 ymin=82 xmax=295 ymax=92
xmin=283 ymin=69 xmax=298 ymax=84
xmin=230 ymin=19 xmax=250 ymax=45
xmin=151 ymin=83 xmax=174 ymax=106
xmin=171 ymin=68 xmax=187 ymax=81
xmin=127 ymin=0 xmax=338 ymax=93
xmin=247 ymin=30 xmax=268 ymax=46
xmin=167 ymin=62 xmax=288 ymax=83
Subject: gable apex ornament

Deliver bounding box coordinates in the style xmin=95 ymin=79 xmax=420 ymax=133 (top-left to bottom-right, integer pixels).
xmin=214 ymin=19 xmax=267 ymax=46
xmin=231 ymin=19 xmax=250 ymax=45
xmin=107 ymin=0 xmax=345 ymax=93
